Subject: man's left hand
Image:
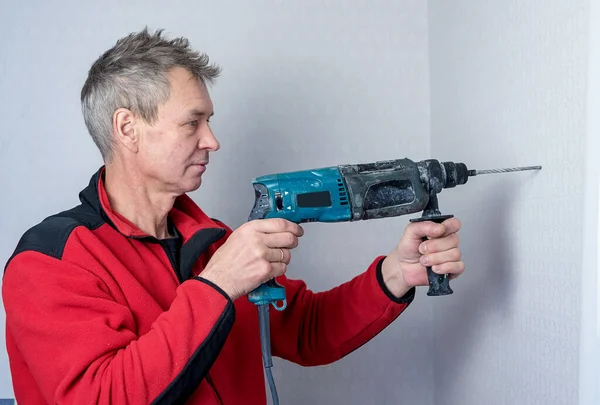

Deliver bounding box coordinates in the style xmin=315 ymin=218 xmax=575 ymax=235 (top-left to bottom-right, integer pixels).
xmin=381 ymin=217 xmax=464 ymax=298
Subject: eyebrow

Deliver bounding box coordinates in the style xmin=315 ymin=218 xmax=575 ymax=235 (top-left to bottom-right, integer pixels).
xmin=188 ymin=109 xmax=214 ymax=118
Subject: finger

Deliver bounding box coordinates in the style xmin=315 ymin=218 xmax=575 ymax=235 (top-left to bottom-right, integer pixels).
xmin=269 ymin=261 xmax=287 ymax=278
xmin=404 ymin=220 xmax=446 ymax=242
xmin=252 ymin=218 xmax=304 ymax=236
xmin=263 ymin=232 xmax=299 ymax=249
xmin=419 ymin=233 xmax=459 ymax=254
xmin=420 ymin=247 xmax=462 ymax=267
xmin=431 ymin=261 xmax=465 ymax=277
xmin=440 ymin=217 xmax=461 ymax=236
xmin=419 ymin=248 xmax=461 ymax=267
xmin=266 ymin=247 xmax=291 ymax=264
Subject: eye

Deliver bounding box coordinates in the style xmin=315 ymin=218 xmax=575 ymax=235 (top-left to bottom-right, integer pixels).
xmin=187 ymin=120 xmax=199 ymax=128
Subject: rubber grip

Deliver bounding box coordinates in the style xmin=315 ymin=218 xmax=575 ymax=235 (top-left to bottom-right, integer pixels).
xmin=410 ymin=214 xmax=454 ymax=296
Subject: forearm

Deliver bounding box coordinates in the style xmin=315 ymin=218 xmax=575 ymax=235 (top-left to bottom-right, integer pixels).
xmin=3 ymin=252 xmax=234 ymax=404
xmin=269 ymin=255 xmax=415 ymax=366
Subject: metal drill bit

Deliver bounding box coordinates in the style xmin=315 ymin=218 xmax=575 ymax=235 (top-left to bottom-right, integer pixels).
xmin=468 ymin=165 xmax=542 ymax=176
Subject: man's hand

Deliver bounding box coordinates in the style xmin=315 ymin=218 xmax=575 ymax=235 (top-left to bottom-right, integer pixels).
xmin=381 ymin=217 xmax=464 ymax=298
xmin=200 ymin=218 xmax=304 ymax=300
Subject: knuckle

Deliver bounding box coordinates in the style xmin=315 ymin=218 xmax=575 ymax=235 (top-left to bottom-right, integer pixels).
xmin=254 ymin=246 xmax=266 ymax=259
xmin=260 ymin=261 xmax=271 ymax=274
xmin=286 ymin=232 xmax=295 ymax=246
xmin=451 ymin=233 xmax=460 ymax=245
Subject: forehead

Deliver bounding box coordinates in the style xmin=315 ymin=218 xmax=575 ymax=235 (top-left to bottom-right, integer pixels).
xmin=164 ymin=67 xmax=213 ymax=113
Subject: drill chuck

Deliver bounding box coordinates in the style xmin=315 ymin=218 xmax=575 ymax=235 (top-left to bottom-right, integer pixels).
xmin=416 ymin=160 xmax=470 ymax=195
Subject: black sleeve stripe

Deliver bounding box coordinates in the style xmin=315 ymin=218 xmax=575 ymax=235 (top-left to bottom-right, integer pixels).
xmin=195 ymin=277 xmax=232 ymax=302
xmin=150 ymin=283 xmax=235 ymax=405
xmin=178 ymin=228 xmax=226 ymax=281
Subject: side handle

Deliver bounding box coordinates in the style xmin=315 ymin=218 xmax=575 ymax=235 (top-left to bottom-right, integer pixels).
xmin=410 ymin=194 xmax=454 ymax=296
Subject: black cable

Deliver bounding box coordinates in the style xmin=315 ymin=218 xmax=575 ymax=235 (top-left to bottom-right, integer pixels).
xmin=258 ymin=303 xmax=279 ymax=405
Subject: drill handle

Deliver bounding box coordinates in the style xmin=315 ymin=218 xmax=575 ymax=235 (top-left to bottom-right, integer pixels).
xmin=410 ymin=192 xmax=454 ymax=296
xmin=248 ymin=278 xmax=288 ymax=310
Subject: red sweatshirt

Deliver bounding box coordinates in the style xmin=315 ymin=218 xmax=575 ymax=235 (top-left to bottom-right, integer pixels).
xmin=2 ymin=167 xmax=415 ymax=405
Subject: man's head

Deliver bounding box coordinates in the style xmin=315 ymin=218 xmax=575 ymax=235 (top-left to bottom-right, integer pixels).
xmin=81 ymin=28 xmax=221 ymax=194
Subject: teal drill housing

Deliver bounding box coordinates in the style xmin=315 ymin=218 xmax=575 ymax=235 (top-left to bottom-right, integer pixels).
xmin=249 ymin=166 xmax=353 ymax=223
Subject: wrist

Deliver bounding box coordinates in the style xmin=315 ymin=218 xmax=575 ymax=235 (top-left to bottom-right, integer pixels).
xmin=194 ymin=276 xmax=235 ymax=303
xmin=380 ymin=256 xmax=412 ymax=299
xmin=198 ymin=268 xmax=238 ymax=301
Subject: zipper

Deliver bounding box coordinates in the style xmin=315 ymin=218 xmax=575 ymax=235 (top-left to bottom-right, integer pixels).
xmin=206 ymin=373 xmax=224 ymax=404
xmin=160 ymin=241 xmax=183 ymax=283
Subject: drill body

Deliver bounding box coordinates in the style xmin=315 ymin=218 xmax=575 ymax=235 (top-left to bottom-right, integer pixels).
xmin=249 ymin=158 xmax=469 ymax=224
xmin=247 ymin=157 xmax=472 ymax=308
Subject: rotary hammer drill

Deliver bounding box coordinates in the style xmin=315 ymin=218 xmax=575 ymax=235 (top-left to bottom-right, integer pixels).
xmin=246 ymin=157 xmax=541 ymax=404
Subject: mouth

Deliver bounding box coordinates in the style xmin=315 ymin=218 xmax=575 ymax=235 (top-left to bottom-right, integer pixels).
xmin=191 ymin=162 xmax=208 ymax=172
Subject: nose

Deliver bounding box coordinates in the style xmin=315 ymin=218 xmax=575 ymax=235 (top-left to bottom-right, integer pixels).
xmin=198 ymin=124 xmax=220 ymax=151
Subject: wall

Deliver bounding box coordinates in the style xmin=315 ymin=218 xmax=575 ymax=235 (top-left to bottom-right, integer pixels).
xmin=579 ymin=0 xmax=600 ymax=403
xmin=0 ymin=1 xmax=432 ymax=402
xmin=428 ymin=1 xmax=589 ymax=404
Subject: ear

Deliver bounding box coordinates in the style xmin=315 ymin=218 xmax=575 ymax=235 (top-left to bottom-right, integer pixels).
xmin=112 ymin=108 xmax=139 ymax=154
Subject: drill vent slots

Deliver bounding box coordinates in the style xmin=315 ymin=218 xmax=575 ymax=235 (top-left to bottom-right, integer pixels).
xmin=337 ymin=178 xmax=349 ymax=206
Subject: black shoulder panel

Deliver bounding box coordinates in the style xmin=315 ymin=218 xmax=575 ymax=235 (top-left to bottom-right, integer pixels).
xmin=3 ymin=203 xmax=105 ymax=273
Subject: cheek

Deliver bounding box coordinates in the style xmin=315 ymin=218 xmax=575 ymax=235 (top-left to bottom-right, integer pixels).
xmin=144 ymin=136 xmax=198 ymax=174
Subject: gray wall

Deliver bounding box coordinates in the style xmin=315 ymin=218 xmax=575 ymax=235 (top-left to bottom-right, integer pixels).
xmin=0 ymin=1 xmax=433 ymax=403
xmin=428 ymin=1 xmax=589 ymax=405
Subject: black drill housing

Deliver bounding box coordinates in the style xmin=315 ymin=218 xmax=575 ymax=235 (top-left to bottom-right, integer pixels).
xmin=339 ymin=158 xmax=470 ymax=296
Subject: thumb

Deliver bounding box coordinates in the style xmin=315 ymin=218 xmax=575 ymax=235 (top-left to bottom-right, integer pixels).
xmin=395 ymin=221 xmax=446 ymax=262
xmin=404 ymin=221 xmax=446 ymax=242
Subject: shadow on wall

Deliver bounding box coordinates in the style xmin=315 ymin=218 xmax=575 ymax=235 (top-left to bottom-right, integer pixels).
xmin=433 ymin=179 xmax=520 ymax=399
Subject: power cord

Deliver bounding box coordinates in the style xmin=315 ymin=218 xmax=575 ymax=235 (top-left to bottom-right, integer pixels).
xmin=258 ymin=303 xmax=279 ymax=405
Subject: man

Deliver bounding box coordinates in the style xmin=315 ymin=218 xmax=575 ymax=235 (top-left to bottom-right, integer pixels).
xmin=2 ymin=28 xmax=465 ymax=404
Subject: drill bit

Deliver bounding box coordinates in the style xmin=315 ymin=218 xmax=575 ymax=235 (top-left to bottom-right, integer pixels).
xmin=468 ymin=165 xmax=542 ymax=176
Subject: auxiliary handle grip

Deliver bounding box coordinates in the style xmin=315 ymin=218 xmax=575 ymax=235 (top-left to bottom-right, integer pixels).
xmin=409 ymin=213 xmax=455 ymax=296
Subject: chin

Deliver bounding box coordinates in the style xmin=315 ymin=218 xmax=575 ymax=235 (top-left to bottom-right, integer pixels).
xmin=180 ymin=177 xmax=203 ymax=194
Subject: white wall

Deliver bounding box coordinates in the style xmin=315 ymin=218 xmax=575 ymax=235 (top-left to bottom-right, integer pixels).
xmin=0 ymin=1 xmax=433 ymax=403
xmin=3 ymin=1 xmax=596 ymax=403
xmin=579 ymin=0 xmax=600 ymax=403
xmin=428 ymin=1 xmax=590 ymax=404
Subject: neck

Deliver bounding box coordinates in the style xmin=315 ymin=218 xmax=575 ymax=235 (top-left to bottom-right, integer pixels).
xmin=103 ymin=159 xmax=176 ymax=239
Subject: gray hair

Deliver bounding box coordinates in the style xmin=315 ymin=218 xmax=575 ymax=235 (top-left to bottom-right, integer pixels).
xmin=80 ymin=27 xmax=221 ymax=162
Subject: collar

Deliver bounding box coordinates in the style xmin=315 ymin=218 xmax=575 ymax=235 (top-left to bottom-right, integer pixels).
xmin=79 ymin=166 xmax=226 ymax=243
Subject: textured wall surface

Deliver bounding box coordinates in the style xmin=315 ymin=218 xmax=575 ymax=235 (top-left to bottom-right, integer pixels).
xmin=0 ymin=1 xmax=432 ymax=402
xmin=428 ymin=1 xmax=589 ymax=404
xmin=579 ymin=1 xmax=600 ymax=403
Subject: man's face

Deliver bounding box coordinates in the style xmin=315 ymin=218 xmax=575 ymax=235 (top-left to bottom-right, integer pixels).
xmin=135 ymin=67 xmax=220 ymax=195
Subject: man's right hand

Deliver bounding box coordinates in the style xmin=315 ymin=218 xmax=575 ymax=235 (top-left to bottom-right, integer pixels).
xmin=199 ymin=218 xmax=304 ymax=300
